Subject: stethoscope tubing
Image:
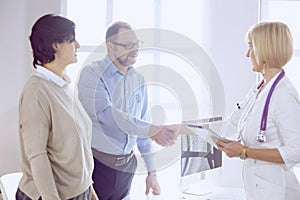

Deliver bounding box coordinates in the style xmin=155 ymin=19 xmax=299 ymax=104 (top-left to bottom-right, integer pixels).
xmin=237 ymin=70 xmax=285 ymax=143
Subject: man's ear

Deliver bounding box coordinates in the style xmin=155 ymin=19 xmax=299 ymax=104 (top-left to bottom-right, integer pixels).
xmin=107 ymin=41 xmax=114 ymax=52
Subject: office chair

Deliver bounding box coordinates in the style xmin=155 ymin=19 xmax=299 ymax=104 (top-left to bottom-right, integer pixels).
xmin=0 ymin=172 xmax=22 ymax=200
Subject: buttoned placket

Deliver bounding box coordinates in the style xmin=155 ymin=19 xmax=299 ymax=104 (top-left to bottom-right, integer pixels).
xmin=122 ymin=74 xmax=129 ymax=154
xmin=123 ymin=75 xmax=130 ymax=112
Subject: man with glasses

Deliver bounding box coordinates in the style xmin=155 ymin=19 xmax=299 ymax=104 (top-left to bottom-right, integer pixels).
xmin=77 ymin=21 xmax=181 ymax=200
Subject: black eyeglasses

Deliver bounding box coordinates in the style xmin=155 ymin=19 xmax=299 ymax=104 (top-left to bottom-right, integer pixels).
xmin=111 ymin=40 xmax=143 ymax=50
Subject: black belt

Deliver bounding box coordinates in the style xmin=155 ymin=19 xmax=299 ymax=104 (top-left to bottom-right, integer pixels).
xmin=92 ymin=148 xmax=134 ymax=167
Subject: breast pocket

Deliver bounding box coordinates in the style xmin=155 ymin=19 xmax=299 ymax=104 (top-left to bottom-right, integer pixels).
xmin=129 ymin=92 xmax=143 ymax=115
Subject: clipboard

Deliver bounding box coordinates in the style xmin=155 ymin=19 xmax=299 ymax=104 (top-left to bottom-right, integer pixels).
xmin=182 ymin=116 xmax=222 ymax=125
xmin=186 ymin=124 xmax=228 ymax=146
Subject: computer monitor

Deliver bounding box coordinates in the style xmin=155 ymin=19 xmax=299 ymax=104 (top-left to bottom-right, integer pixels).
xmin=180 ymin=116 xmax=223 ymax=196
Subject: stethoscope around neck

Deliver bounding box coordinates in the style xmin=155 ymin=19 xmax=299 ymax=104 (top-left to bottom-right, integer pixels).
xmin=255 ymin=70 xmax=285 ymax=143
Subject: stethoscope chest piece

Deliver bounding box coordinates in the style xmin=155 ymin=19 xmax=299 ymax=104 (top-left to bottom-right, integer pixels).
xmin=256 ymin=130 xmax=267 ymax=143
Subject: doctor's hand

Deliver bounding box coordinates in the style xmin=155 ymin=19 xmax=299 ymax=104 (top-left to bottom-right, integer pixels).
xmin=216 ymin=140 xmax=244 ymax=158
xmin=149 ymin=125 xmax=176 ymax=146
xmin=165 ymin=124 xmax=198 ymax=136
xmin=145 ymin=173 xmax=161 ymax=195
xmin=149 ymin=124 xmax=197 ymax=146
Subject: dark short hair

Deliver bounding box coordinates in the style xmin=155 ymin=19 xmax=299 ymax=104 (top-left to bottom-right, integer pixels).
xmin=29 ymin=14 xmax=76 ymax=68
xmin=105 ymin=21 xmax=132 ymax=42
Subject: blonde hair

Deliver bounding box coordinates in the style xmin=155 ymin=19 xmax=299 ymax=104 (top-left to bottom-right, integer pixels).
xmin=246 ymin=21 xmax=293 ymax=68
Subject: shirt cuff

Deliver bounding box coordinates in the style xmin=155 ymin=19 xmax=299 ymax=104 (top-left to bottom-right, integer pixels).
xmin=141 ymin=152 xmax=156 ymax=172
xmin=278 ymin=146 xmax=299 ymax=169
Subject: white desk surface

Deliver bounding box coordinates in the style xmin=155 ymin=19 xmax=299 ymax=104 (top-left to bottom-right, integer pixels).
xmin=130 ymin=160 xmax=246 ymax=200
xmin=130 ymin=158 xmax=300 ymax=200
xmin=181 ymin=186 xmax=245 ymax=200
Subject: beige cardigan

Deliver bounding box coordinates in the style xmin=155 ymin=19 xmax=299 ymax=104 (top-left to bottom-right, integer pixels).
xmin=18 ymin=71 xmax=93 ymax=200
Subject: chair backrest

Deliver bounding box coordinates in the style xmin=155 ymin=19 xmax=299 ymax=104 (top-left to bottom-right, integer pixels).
xmin=0 ymin=172 xmax=22 ymax=200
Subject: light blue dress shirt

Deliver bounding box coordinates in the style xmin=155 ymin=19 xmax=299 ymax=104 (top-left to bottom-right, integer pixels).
xmin=77 ymin=55 xmax=155 ymax=171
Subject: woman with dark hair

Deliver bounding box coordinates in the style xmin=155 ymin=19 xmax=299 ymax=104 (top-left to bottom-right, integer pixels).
xmin=16 ymin=14 xmax=98 ymax=200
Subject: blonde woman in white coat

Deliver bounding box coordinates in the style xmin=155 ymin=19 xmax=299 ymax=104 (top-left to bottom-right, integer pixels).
xmin=216 ymin=21 xmax=300 ymax=200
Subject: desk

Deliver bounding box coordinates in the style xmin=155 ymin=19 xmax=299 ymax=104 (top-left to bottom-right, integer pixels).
xmin=181 ymin=186 xmax=245 ymax=200
xmin=130 ymin=160 xmax=246 ymax=200
xmin=180 ymin=166 xmax=300 ymax=200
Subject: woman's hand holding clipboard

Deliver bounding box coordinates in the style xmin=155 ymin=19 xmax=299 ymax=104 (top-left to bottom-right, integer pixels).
xmin=184 ymin=124 xmax=233 ymax=146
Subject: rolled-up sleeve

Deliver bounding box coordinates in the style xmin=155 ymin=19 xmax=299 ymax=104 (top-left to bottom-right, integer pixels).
xmin=221 ymin=84 xmax=257 ymax=140
xmin=273 ymin=87 xmax=300 ymax=169
xmin=221 ymin=109 xmax=243 ymax=140
xmin=137 ymin=137 xmax=156 ymax=172
xmin=77 ymin=63 xmax=151 ymax=138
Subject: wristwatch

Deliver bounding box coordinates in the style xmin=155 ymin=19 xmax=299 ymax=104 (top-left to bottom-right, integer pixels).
xmin=240 ymin=146 xmax=248 ymax=160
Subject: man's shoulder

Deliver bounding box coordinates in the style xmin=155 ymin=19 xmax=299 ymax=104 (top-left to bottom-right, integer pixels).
xmin=81 ymin=59 xmax=111 ymax=78
xmin=129 ymin=68 xmax=145 ymax=82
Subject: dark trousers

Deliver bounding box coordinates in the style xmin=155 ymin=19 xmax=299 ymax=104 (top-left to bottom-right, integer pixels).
xmin=16 ymin=187 xmax=91 ymax=200
xmin=92 ymin=156 xmax=137 ymax=200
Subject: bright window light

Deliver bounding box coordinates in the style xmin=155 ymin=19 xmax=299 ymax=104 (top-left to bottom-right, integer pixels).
xmin=261 ymin=0 xmax=300 ymax=96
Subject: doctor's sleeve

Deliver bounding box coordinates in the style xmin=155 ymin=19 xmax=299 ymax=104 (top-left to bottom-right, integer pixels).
xmin=220 ymin=84 xmax=257 ymax=140
xmin=273 ymin=87 xmax=300 ymax=169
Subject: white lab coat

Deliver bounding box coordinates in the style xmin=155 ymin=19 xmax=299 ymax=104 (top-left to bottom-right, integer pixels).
xmin=222 ymin=71 xmax=300 ymax=200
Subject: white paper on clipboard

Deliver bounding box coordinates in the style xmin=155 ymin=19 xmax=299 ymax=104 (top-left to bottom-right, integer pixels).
xmin=186 ymin=124 xmax=223 ymax=147
xmin=182 ymin=116 xmax=222 ymax=125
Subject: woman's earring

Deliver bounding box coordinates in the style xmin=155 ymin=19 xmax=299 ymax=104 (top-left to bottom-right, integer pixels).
xmin=261 ymin=64 xmax=265 ymax=75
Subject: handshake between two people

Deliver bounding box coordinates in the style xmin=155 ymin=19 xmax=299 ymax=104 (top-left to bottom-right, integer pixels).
xmin=148 ymin=124 xmax=196 ymax=146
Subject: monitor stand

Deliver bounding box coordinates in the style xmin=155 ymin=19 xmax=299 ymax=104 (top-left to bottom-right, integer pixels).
xmin=180 ymin=172 xmax=214 ymax=197
xmin=181 ymin=180 xmax=213 ymax=196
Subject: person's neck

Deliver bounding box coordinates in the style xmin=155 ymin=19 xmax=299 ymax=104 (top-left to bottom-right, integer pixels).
xmin=43 ymin=61 xmax=66 ymax=78
xmin=262 ymin=67 xmax=282 ymax=85
xmin=110 ymin=56 xmax=128 ymax=74
xmin=115 ymin=62 xmax=128 ymax=74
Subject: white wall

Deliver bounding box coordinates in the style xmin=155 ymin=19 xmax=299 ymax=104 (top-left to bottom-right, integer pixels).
xmin=0 ymin=0 xmax=61 ymax=176
xmin=205 ymin=0 xmax=258 ymax=187
xmin=204 ymin=0 xmax=258 ymax=114
xmin=0 ymin=0 xmax=258 ymax=194
xmin=131 ymin=1 xmax=259 ymax=198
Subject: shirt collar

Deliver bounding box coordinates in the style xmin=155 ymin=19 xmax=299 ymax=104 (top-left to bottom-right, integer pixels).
xmin=35 ymin=65 xmax=71 ymax=87
xmin=105 ymin=55 xmax=134 ymax=76
xmin=260 ymin=70 xmax=283 ymax=87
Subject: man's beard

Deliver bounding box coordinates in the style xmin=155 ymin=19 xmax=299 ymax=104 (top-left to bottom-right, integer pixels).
xmin=117 ymin=56 xmax=133 ymax=66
